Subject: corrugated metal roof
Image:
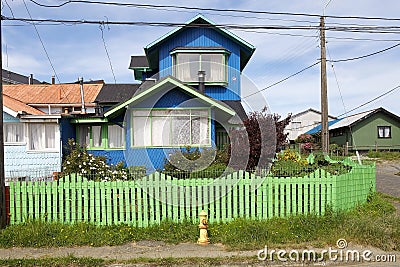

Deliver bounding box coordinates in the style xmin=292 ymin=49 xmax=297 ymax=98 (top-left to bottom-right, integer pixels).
xmin=3 ymin=95 xmax=45 ymax=115
xmin=3 ymin=83 xmax=103 ymax=104
xmin=329 ymin=110 xmax=375 ymax=130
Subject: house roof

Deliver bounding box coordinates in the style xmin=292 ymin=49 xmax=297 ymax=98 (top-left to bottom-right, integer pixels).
xmin=3 ymin=83 xmax=103 ymax=105
xmin=104 ymin=75 xmax=236 ymax=118
xmin=291 ymin=108 xmax=337 ymax=120
xmin=2 ymin=69 xmax=42 ymax=84
xmin=3 ymin=94 xmax=45 ymax=117
xmin=306 ymin=107 xmax=400 ymax=134
xmin=144 ymin=14 xmax=255 ymax=71
xmin=129 ymin=56 xmax=150 ymax=69
xmin=95 ymin=84 xmax=140 ymax=104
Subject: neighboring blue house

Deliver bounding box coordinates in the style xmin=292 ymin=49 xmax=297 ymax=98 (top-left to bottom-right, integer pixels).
xmin=2 ymin=82 xmax=103 ymax=180
xmin=73 ymin=15 xmax=255 ymax=171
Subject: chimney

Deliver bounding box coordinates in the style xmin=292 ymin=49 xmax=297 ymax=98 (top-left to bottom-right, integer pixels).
xmin=51 ymin=75 xmax=55 ymax=84
xmin=29 ymin=74 xmax=33 ymax=85
xmin=198 ymin=70 xmax=205 ymax=93
xmin=79 ymin=77 xmax=86 ymax=114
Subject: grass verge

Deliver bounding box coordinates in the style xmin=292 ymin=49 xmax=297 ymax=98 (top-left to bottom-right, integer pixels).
xmin=0 ymin=193 xmax=398 ymax=252
xmin=0 ymin=255 xmax=260 ymax=267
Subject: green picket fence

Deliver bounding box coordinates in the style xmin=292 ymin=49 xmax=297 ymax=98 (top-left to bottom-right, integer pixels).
xmin=8 ymin=162 xmax=375 ymax=226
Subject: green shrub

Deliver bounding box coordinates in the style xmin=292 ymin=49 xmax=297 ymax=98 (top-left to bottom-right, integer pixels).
xmin=62 ymin=139 xmax=145 ymax=181
xmin=163 ymin=146 xmax=230 ymax=178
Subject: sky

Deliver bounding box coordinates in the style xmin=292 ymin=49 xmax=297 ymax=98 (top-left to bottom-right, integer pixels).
xmin=2 ymin=0 xmax=400 ymax=118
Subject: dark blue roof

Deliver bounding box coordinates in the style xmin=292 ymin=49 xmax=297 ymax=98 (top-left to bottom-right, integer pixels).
xmin=306 ymin=119 xmax=342 ymax=134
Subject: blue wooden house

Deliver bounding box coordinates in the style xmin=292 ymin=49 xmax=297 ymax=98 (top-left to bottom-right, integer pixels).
xmin=2 ymin=82 xmax=103 ymax=180
xmin=73 ymin=15 xmax=255 ymax=171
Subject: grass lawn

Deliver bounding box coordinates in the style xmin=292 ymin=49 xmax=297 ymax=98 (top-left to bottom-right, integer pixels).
xmin=0 ymin=193 xmax=398 ymax=252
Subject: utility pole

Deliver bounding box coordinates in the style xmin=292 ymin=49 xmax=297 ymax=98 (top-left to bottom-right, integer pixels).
xmin=0 ymin=15 xmax=7 ymax=227
xmin=320 ymin=16 xmax=329 ymax=154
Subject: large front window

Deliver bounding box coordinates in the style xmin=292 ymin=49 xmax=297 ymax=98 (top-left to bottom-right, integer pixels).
xmin=29 ymin=123 xmax=57 ymax=150
xmin=132 ymin=109 xmax=210 ymax=147
xmin=173 ymin=51 xmax=227 ymax=83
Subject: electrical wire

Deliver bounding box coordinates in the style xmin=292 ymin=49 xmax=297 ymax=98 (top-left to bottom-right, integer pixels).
xmin=337 ymin=84 xmax=400 ymax=117
xmin=242 ymin=61 xmax=320 ymax=99
xmin=99 ymin=23 xmax=117 ymax=84
xmin=329 ymin=42 xmax=400 ymax=62
xmin=26 ymin=0 xmax=400 ymax=21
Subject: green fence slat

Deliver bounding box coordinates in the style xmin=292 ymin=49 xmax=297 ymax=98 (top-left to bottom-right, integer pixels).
xmin=232 ymin=172 xmax=238 ymax=218
xmin=77 ymin=180 xmax=83 ymax=222
xmin=9 ymin=183 xmax=15 ymax=224
xmin=100 ymin=183 xmax=106 ymax=225
xmin=106 ymin=183 xmax=112 ymax=225
xmin=95 ymin=182 xmax=101 ymax=225
xmin=214 ymin=179 xmax=221 ymax=223
xmin=191 ymin=178 xmax=197 ymax=223
xmin=45 ymin=182 xmax=51 ymax=222
xmin=279 ymin=179 xmax=285 ymax=217
xmin=261 ymin=177 xmax=267 ymax=219
xmin=111 ymin=181 xmax=118 ymax=225
xmin=137 ymin=182 xmax=142 ymax=227
xmin=303 ymin=177 xmax=309 ymax=215
xmin=221 ymin=176 xmax=227 ymax=222
xmin=33 ymin=183 xmax=40 ymax=220
xmin=154 ymin=172 xmax=161 ymax=224
xmin=52 ymin=182 xmax=58 ymax=222
xmin=123 ymin=181 xmax=130 ymax=224
xmin=16 ymin=182 xmax=23 ymax=223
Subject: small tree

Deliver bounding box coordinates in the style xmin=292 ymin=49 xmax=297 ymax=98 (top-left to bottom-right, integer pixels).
xmin=229 ymin=108 xmax=291 ymax=171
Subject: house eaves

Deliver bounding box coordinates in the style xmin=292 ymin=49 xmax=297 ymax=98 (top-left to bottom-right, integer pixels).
xmin=104 ymin=76 xmax=236 ymax=118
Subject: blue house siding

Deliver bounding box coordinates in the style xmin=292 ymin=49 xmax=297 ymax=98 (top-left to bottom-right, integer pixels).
xmin=60 ymin=118 xmax=75 ymax=155
xmin=3 ymin=111 xmax=18 ymax=123
xmin=4 ymin=145 xmax=61 ymax=175
xmin=156 ymin=27 xmax=242 ymax=100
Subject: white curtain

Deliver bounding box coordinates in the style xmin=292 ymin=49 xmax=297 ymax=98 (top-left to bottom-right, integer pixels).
xmin=92 ymin=126 xmax=103 ymax=148
xmin=133 ymin=116 xmax=151 ymax=146
xmin=202 ymin=54 xmax=224 ymax=82
xmin=78 ymin=125 xmax=90 ymax=148
xmin=108 ymin=124 xmax=125 ymax=148
xmin=176 ymin=54 xmax=199 ymax=82
xmin=29 ymin=123 xmax=56 ymax=150
xmin=4 ymin=123 xmax=24 ymax=143
xmin=45 ymin=124 xmax=56 ymax=149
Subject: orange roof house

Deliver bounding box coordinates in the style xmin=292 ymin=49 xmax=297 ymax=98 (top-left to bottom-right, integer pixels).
xmin=3 ymin=82 xmax=104 ymax=116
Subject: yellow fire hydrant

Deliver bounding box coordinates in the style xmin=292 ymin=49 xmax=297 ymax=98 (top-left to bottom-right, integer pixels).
xmin=197 ymin=210 xmax=209 ymax=245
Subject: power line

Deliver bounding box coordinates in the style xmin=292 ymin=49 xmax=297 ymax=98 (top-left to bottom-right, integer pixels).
xmin=337 ymin=84 xmax=400 ymax=117
xmin=242 ymin=61 xmax=320 ymax=99
xmin=99 ymin=23 xmax=116 ymax=84
xmin=26 ymin=0 xmax=400 ymax=21
xmin=329 ymin=42 xmax=400 ymax=62
xmin=4 ymin=16 xmax=400 ymax=35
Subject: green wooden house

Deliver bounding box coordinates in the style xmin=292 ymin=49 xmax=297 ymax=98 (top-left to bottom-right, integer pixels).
xmin=307 ymin=107 xmax=400 ymax=151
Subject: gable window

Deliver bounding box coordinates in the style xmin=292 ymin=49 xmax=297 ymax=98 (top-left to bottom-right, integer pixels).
xmin=172 ymin=49 xmax=228 ymax=84
xmin=378 ymin=126 xmax=391 ymax=138
xmin=77 ymin=124 xmax=125 ymax=149
xmin=132 ymin=109 xmax=210 ymax=147
xmin=3 ymin=123 xmax=25 ymax=143
xmin=29 ymin=123 xmax=57 ymax=151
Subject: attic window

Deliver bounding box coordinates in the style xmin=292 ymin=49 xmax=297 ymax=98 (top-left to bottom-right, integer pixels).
xmin=378 ymin=126 xmax=391 ymax=138
xmin=172 ymin=49 xmax=228 ymax=84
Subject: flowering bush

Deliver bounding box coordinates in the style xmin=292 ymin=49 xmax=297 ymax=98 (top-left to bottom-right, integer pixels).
xmin=295 ymin=134 xmax=314 ymax=144
xmin=62 ymin=139 xmax=145 ymax=181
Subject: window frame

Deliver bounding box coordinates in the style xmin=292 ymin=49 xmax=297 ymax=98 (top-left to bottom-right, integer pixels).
xmin=77 ymin=123 xmax=125 ymax=150
xmin=377 ymin=126 xmax=391 ymax=139
xmin=171 ymin=49 xmax=229 ymax=85
xmin=3 ymin=122 xmax=25 ymax=144
xmin=131 ymin=108 xmax=212 ymax=148
xmin=27 ymin=123 xmax=59 ymax=152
